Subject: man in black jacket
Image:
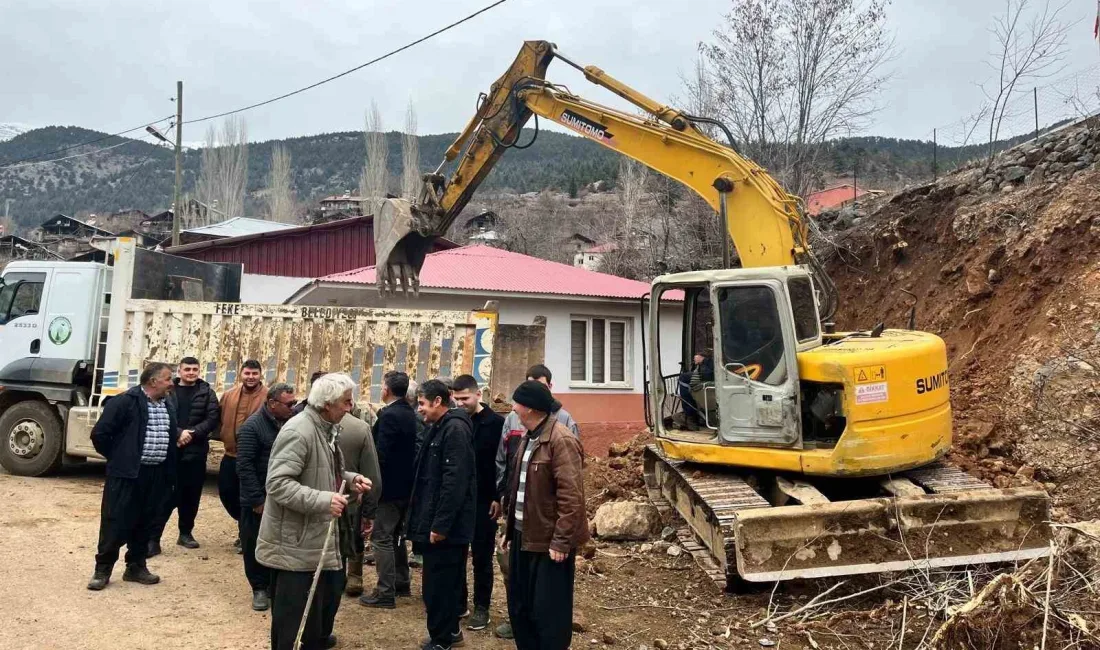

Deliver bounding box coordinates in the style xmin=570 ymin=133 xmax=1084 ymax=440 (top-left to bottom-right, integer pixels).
xmin=150 ymin=356 xmax=221 ymax=556
xmin=236 ymin=382 xmax=297 ymax=612
xmin=360 ymin=371 xmax=418 ymax=609
xmin=452 ymin=373 xmax=505 ymax=631
xmin=407 ymin=379 xmax=476 ymax=650
xmin=87 ymin=362 xmax=178 ymax=591
xmin=677 ymin=352 xmax=715 ymax=429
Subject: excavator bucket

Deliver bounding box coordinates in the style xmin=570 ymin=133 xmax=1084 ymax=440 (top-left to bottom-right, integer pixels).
xmin=644 ymin=447 xmax=1051 ymax=586
xmin=374 ymin=199 xmax=436 ymax=296
xmin=733 ymin=488 xmax=1050 ymax=581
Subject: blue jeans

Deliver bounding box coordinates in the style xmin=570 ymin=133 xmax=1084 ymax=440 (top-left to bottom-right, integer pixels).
xmin=677 ymin=372 xmax=702 ymax=422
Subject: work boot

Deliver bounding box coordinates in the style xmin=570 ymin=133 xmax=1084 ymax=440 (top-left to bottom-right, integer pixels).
xmin=251 ymin=589 xmax=270 ymax=611
xmin=146 ymin=539 xmax=162 ymax=558
xmin=234 ymin=537 xmax=243 ymax=555
xmin=420 ymin=632 xmax=465 ymax=648
xmin=86 ymin=568 xmax=111 ymax=591
xmin=494 ymin=620 xmax=514 ymax=640
xmin=466 ymin=606 xmax=490 ymax=630
xmin=323 ymin=634 xmax=337 ymax=649
xmin=358 ymin=590 xmax=396 ymax=609
xmin=344 ymin=556 xmax=363 ymax=597
xmin=177 ymin=533 xmax=200 ymax=549
xmin=395 ymin=584 xmax=412 ymax=598
xmin=122 ymin=564 xmax=160 ymax=585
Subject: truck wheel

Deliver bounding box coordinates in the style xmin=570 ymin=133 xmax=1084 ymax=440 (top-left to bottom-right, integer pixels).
xmin=0 ymin=401 xmax=64 ymax=476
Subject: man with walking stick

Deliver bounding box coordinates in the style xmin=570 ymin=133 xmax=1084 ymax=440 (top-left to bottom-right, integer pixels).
xmin=256 ymin=373 xmax=371 ymax=650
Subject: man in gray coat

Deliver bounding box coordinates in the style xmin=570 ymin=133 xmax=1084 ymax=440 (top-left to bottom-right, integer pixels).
xmin=257 ymin=373 xmax=372 ymax=650
xmin=338 ymin=409 xmax=383 ymax=598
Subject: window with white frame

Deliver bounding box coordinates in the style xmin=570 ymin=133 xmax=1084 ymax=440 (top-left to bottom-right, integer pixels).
xmin=570 ymin=316 xmax=631 ymax=387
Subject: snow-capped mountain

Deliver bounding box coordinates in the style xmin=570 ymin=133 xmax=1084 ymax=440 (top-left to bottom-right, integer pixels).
xmin=0 ymin=123 xmax=31 ymax=142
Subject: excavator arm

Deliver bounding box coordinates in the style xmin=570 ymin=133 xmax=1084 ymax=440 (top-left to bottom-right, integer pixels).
xmin=376 ymin=40 xmax=834 ymax=316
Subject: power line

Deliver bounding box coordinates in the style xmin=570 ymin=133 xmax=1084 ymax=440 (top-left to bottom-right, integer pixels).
xmin=183 ymin=0 xmax=509 ymax=125
xmin=0 ymin=116 xmax=174 ymax=169
xmin=1 ymin=135 xmax=164 ymax=170
xmin=3 ymin=0 xmax=508 ymax=170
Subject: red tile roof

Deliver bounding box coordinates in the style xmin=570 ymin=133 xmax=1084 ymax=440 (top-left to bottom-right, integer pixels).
xmin=322 ymin=245 xmax=662 ymax=300
xmin=805 ymin=184 xmax=869 ymax=215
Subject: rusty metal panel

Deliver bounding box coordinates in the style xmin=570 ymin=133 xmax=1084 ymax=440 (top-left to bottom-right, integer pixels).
xmin=112 ymin=300 xmax=495 ymax=409
xmin=489 ymin=319 xmax=547 ymax=402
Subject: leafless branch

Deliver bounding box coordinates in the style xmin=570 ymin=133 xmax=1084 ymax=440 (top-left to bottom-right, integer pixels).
xmin=361 ymin=101 xmax=388 ymax=217
xmin=266 ymin=144 xmax=296 ymax=223
xmin=195 ymin=116 xmax=249 ymax=224
xmin=401 ymin=99 xmax=421 ymax=201
xmin=983 ymin=0 xmax=1072 ymax=162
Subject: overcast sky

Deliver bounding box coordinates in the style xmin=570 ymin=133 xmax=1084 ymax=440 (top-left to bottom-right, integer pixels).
xmin=2 ymin=0 xmax=1098 ymax=146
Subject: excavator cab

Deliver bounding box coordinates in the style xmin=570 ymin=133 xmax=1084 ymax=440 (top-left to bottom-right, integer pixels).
xmin=650 ymin=266 xmax=817 ymax=453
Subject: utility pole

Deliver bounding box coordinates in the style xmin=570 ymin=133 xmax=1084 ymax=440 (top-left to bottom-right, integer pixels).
xmin=1033 ymin=87 xmax=1039 ymax=141
xmin=932 ymin=128 xmax=938 ymax=182
xmin=171 ymin=81 xmax=184 ymax=247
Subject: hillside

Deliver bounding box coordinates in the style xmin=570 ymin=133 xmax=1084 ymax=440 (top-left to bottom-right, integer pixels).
xmin=825 ymin=116 xmax=1100 ymax=522
xmin=0 ymin=127 xmax=621 ymax=229
xmin=0 ymin=122 xmax=1047 ymax=230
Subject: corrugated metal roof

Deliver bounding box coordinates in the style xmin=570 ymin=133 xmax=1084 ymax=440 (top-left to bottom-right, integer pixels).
xmin=166 ymin=216 xmax=458 ymax=278
xmin=183 ymin=217 xmax=299 ymax=238
xmin=322 ymin=245 xmax=659 ymax=300
xmin=805 ymin=184 xmax=869 ymax=215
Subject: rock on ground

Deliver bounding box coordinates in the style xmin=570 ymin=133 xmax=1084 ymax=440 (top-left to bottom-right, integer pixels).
xmin=592 ymin=501 xmax=662 ymax=540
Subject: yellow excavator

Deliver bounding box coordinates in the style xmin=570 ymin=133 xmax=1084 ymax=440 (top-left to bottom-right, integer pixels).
xmin=376 ymin=40 xmax=1050 ymax=587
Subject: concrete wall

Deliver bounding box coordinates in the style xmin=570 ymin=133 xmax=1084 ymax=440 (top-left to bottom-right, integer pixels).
xmin=293 ymin=284 xmax=685 ymax=431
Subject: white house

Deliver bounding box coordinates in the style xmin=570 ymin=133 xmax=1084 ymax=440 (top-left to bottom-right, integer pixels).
xmin=287 ymin=246 xmax=684 ymax=452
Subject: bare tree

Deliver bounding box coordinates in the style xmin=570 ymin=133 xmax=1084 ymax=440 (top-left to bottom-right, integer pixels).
xmin=702 ymin=0 xmax=893 ymax=196
xmin=360 ymin=101 xmax=388 ymax=217
xmin=675 ymin=56 xmax=725 ymax=142
xmin=401 ymin=100 xmax=421 ymax=201
xmin=983 ymin=0 xmax=1071 ymax=162
xmin=195 ymin=117 xmax=249 ymax=224
xmin=598 ymin=157 xmax=652 ymax=279
xmin=494 ymin=191 xmax=573 ymax=262
xmin=266 ymin=144 xmax=296 ymax=223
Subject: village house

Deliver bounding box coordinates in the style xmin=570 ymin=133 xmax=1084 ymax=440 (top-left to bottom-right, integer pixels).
xmin=316 ymin=192 xmax=363 ymax=221
xmin=30 ymin=214 xmax=116 ymax=258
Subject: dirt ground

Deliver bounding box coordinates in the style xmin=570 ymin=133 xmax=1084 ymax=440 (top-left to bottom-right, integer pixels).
xmin=0 ymin=466 xmax=682 ymax=650
xmin=3 ymin=463 xmax=937 ymax=650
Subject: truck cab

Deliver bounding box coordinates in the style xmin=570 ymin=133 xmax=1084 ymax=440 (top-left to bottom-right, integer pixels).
xmin=0 ymin=260 xmax=109 ymax=474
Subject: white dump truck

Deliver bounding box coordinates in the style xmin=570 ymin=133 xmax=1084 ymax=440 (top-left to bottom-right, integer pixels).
xmin=0 ymin=238 xmax=528 ymax=476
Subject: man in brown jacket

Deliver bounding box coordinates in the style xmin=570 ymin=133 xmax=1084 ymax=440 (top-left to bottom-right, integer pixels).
xmin=217 ymin=359 xmax=265 ymax=552
xmin=502 ymin=380 xmax=588 ymax=650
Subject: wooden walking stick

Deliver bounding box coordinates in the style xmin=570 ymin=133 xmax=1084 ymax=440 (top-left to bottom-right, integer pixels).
xmin=294 ymin=479 xmax=347 ymax=650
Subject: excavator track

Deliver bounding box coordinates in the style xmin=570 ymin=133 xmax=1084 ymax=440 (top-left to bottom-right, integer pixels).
xmin=643 ymin=445 xmax=1051 ymax=588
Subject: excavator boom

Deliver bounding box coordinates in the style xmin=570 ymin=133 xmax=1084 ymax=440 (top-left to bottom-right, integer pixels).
xmin=375 ymin=40 xmax=832 ymax=314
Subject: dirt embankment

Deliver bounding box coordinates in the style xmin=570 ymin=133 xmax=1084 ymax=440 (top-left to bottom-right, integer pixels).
xmin=824 ymin=116 xmax=1100 ymax=521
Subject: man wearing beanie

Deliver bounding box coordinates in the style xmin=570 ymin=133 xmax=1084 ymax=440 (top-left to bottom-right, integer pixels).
xmin=501 ymin=380 xmax=589 ymax=650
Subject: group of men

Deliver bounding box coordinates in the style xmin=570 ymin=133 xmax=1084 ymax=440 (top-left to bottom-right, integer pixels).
xmin=86 ymin=357 xmax=588 ymax=650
